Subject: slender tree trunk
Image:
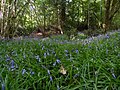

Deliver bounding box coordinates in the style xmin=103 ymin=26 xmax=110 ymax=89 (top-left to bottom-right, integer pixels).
xmin=43 ymin=2 xmax=46 ymax=32
xmin=59 ymin=0 xmax=66 ymax=31
xmin=104 ymin=0 xmax=120 ymax=32
xmin=0 ymin=0 xmax=1 ymax=34
xmin=104 ymin=0 xmax=110 ymax=32
xmin=99 ymin=0 xmax=102 ymax=27
xmin=1 ymin=0 xmax=5 ymax=36
xmin=87 ymin=0 xmax=90 ymax=29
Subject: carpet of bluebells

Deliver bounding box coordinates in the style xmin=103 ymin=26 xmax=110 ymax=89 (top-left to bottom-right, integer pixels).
xmin=0 ymin=31 xmax=120 ymax=90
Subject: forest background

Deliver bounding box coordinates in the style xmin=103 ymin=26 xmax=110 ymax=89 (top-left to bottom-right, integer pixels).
xmin=0 ymin=0 xmax=120 ymax=38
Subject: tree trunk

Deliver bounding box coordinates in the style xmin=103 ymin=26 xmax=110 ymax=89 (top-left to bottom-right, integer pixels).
xmin=104 ymin=0 xmax=110 ymax=32
xmin=0 ymin=0 xmax=1 ymax=34
xmin=104 ymin=0 xmax=120 ymax=32
xmin=59 ymin=0 xmax=66 ymax=31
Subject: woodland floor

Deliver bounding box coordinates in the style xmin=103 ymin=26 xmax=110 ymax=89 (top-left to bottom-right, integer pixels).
xmin=0 ymin=29 xmax=120 ymax=89
xmin=9 ymin=29 xmax=120 ymax=44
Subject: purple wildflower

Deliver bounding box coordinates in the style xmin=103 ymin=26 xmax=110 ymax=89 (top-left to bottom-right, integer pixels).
xmin=52 ymin=51 xmax=56 ymax=56
xmin=65 ymin=50 xmax=68 ymax=53
xmin=53 ymin=59 xmax=61 ymax=66
xmin=30 ymin=71 xmax=35 ymax=75
xmin=47 ymin=50 xmax=50 ymax=56
xmin=42 ymin=45 xmax=45 ymax=50
xmin=65 ymin=54 xmax=68 ymax=57
xmin=47 ymin=70 xmax=50 ymax=75
xmin=112 ymin=73 xmax=116 ymax=79
xmin=35 ymin=55 xmax=41 ymax=62
xmin=10 ymin=60 xmax=15 ymax=69
xmin=22 ymin=69 xmax=26 ymax=75
xmin=6 ymin=56 xmax=11 ymax=62
xmin=53 ymin=62 xmax=56 ymax=66
xmin=44 ymin=53 xmax=47 ymax=58
xmin=11 ymin=51 xmax=17 ymax=56
xmin=50 ymin=76 xmax=53 ymax=82
xmin=105 ymin=34 xmax=110 ymax=39
xmin=1 ymin=83 xmax=5 ymax=90
xmin=56 ymin=59 xmax=61 ymax=64
xmin=60 ymin=42 xmax=64 ymax=44
xmin=75 ymin=49 xmax=79 ymax=53
xmin=35 ymin=55 xmax=39 ymax=59
xmin=111 ymin=68 xmax=116 ymax=79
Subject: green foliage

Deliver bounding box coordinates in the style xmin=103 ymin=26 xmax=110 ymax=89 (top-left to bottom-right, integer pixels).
xmin=0 ymin=31 xmax=120 ymax=89
xmin=0 ymin=0 xmax=120 ymax=38
xmin=63 ymin=23 xmax=78 ymax=40
xmin=83 ymin=29 xmax=104 ymax=36
xmin=112 ymin=12 xmax=120 ymax=30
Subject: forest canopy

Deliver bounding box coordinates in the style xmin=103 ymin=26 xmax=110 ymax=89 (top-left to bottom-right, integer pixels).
xmin=0 ymin=0 xmax=120 ymax=38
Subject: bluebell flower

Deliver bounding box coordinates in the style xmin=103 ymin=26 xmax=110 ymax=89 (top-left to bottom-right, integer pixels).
xmin=60 ymin=42 xmax=64 ymax=44
xmin=35 ymin=55 xmax=41 ymax=62
xmin=111 ymin=68 xmax=116 ymax=79
xmin=47 ymin=52 xmax=50 ymax=56
xmin=44 ymin=53 xmax=47 ymax=58
xmin=47 ymin=70 xmax=50 ymax=75
xmin=112 ymin=73 xmax=116 ymax=79
xmin=6 ymin=56 xmax=11 ymax=62
xmin=53 ymin=62 xmax=56 ymax=66
xmin=35 ymin=55 xmax=39 ymax=59
xmin=11 ymin=51 xmax=17 ymax=56
xmin=89 ymin=37 xmax=93 ymax=41
xmin=75 ymin=49 xmax=79 ymax=53
xmin=53 ymin=59 xmax=61 ymax=66
xmin=42 ymin=45 xmax=45 ymax=50
xmin=50 ymin=76 xmax=53 ymax=82
xmin=65 ymin=50 xmax=68 ymax=53
xmin=10 ymin=60 xmax=15 ymax=69
xmin=105 ymin=34 xmax=110 ymax=39
xmin=52 ymin=51 xmax=56 ymax=56
xmin=1 ymin=83 xmax=5 ymax=90
xmin=65 ymin=54 xmax=68 ymax=57
xmin=56 ymin=59 xmax=61 ymax=64
xmin=22 ymin=69 xmax=26 ymax=75
xmin=6 ymin=55 xmax=11 ymax=62
xmin=30 ymin=71 xmax=35 ymax=75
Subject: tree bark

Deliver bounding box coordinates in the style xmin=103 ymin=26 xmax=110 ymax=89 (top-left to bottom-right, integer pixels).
xmin=104 ymin=0 xmax=120 ymax=32
xmin=59 ymin=0 xmax=66 ymax=31
xmin=104 ymin=0 xmax=110 ymax=32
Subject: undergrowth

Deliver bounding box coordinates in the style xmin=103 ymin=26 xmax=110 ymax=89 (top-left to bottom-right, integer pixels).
xmin=0 ymin=31 xmax=120 ymax=90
